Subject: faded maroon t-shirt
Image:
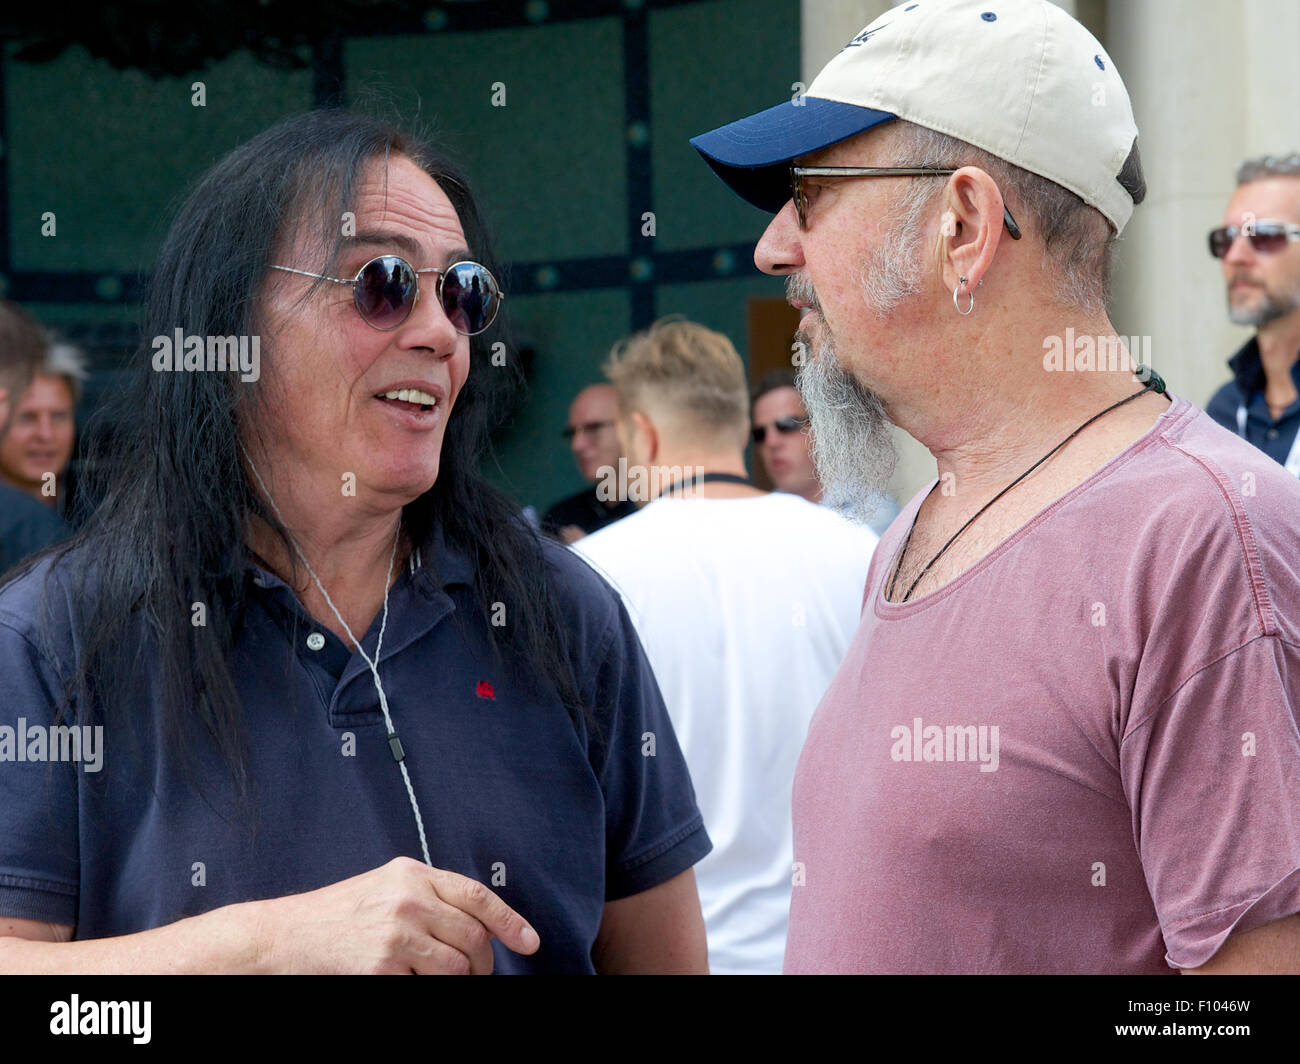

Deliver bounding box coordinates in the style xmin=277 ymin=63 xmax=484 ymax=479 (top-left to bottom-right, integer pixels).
xmin=785 ymin=396 xmax=1300 ymax=974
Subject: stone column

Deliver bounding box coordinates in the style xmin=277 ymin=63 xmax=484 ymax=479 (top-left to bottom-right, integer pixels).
xmin=1107 ymin=0 xmax=1300 ymax=416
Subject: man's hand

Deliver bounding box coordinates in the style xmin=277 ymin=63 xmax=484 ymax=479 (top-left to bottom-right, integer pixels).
xmin=256 ymin=857 xmax=540 ymax=974
xmin=0 ymin=858 xmax=539 ymax=974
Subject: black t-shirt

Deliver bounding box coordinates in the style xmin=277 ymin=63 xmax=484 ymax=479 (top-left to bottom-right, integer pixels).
xmin=0 ymin=482 xmax=68 ymax=576
xmin=542 ymin=487 xmax=636 ymax=538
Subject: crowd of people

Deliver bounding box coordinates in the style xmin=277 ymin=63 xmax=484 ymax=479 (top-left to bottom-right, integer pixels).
xmin=1 ymin=0 xmax=1298 ymax=974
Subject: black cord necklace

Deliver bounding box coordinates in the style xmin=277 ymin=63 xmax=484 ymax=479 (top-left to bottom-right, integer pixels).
xmin=886 ymin=369 xmax=1167 ymax=604
xmin=659 ymin=471 xmax=755 ymax=496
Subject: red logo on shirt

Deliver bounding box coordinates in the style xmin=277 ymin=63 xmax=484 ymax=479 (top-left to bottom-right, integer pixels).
xmin=476 ymin=681 xmax=496 ymax=700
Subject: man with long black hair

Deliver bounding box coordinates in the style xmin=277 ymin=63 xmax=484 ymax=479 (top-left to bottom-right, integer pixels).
xmin=0 ymin=110 xmax=710 ymax=974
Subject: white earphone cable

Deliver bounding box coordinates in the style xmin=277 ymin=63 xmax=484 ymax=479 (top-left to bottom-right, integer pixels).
xmin=243 ymin=451 xmax=433 ymax=866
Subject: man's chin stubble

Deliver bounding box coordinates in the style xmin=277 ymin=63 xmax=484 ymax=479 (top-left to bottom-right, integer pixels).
xmin=1228 ymin=285 xmax=1300 ymax=327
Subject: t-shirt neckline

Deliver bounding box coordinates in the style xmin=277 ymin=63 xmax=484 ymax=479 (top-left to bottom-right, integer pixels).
xmin=874 ymin=394 xmax=1193 ymax=618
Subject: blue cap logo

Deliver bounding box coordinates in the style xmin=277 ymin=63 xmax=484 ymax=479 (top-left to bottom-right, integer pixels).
xmin=846 ymin=22 xmax=891 ymax=48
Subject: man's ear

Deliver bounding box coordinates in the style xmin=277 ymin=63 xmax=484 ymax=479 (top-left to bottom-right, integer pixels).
xmin=628 ymin=409 xmax=659 ymax=465
xmin=939 ymin=166 xmax=1006 ymax=293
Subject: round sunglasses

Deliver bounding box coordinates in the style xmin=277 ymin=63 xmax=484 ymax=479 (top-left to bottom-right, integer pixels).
xmin=1208 ymin=221 xmax=1300 ymax=259
xmin=269 ymin=254 xmax=504 ymax=334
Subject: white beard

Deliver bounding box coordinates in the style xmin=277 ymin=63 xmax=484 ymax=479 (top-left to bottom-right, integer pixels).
xmin=786 ymin=189 xmax=931 ymax=525
xmin=796 ymin=325 xmax=898 ymax=525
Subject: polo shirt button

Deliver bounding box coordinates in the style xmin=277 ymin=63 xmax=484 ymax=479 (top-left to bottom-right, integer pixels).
xmin=1267 ymin=428 xmax=1280 ymax=440
xmin=306 ymin=632 xmax=326 ymax=651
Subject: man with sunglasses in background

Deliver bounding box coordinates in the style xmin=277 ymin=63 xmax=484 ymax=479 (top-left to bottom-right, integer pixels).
xmin=542 ymin=383 xmax=636 ymax=543
xmin=751 ymin=368 xmax=899 ymax=535
xmin=1206 ymin=154 xmax=1300 ymax=477
xmin=691 ymin=0 xmax=1300 ymax=974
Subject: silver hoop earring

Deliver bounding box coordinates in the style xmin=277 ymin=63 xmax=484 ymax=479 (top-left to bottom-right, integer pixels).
xmin=953 ymin=277 xmax=975 ymax=316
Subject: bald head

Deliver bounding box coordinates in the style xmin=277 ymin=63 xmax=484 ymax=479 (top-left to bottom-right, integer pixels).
xmin=566 ymin=383 xmax=621 ymax=482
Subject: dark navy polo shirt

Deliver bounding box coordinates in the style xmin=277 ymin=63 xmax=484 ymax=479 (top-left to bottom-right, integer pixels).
xmin=0 ymin=483 xmax=68 ymax=576
xmin=1205 ymin=337 xmax=1300 ymax=471
xmin=0 ymin=526 xmax=710 ymax=973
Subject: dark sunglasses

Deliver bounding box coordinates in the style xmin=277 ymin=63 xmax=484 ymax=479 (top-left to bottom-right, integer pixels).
xmin=269 ymin=254 xmax=504 ymax=334
xmin=1208 ymin=221 xmax=1300 ymax=258
xmin=752 ymin=415 xmax=809 ymax=444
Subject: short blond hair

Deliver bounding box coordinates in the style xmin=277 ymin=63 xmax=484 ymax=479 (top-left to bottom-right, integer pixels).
xmin=603 ymin=317 xmax=749 ymax=449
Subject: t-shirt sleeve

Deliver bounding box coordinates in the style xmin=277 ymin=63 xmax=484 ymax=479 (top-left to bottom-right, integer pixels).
xmin=1120 ymin=634 xmax=1300 ymax=969
xmin=0 ymin=617 xmax=80 ymax=926
xmin=582 ymin=592 xmax=712 ymax=902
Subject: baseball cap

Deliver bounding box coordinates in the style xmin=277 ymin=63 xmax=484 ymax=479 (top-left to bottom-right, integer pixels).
xmin=690 ymin=0 xmax=1141 ymax=233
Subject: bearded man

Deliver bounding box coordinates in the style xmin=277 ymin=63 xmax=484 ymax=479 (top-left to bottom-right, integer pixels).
xmin=1206 ymin=153 xmax=1300 ymax=476
xmin=692 ymin=0 xmax=1300 ymax=974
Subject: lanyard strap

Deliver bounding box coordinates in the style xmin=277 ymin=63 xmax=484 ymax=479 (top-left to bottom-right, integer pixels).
xmin=1237 ymin=402 xmax=1300 ymax=477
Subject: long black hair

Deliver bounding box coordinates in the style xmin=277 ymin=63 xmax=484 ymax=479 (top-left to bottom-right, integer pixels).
xmin=7 ymin=109 xmax=579 ymax=812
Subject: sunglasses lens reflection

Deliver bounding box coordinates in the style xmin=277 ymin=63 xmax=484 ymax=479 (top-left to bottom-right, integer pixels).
xmin=356 ymin=256 xmax=416 ymax=329
xmin=441 ymin=262 xmax=500 ymax=336
xmin=1253 ymin=229 xmax=1289 ymax=253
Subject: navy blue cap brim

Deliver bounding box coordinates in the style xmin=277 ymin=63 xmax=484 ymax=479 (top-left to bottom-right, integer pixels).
xmin=690 ymin=97 xmax=896 ymax=213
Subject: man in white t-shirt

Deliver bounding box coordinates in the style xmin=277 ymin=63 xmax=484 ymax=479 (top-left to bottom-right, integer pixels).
xmin=574 ymin=318 xmax=878 ymax=974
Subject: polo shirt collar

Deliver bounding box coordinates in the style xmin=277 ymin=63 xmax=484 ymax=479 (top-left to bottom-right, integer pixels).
xmin=417 ymin=517 xmax=475 ymax=591
xmin=234 ymin=518 xmax=481 ymax=718
xmin=233 ymin=516 xmax=477 ymax=649
xmin=241 ymin=516 xmax=475 ymax=593
xmin=1227 ymin=335 xmax=1300 ymax=400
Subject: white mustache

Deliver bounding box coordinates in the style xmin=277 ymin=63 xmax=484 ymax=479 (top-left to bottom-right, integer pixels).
xmin=786 ymin=275 xmax=823 ymax=315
